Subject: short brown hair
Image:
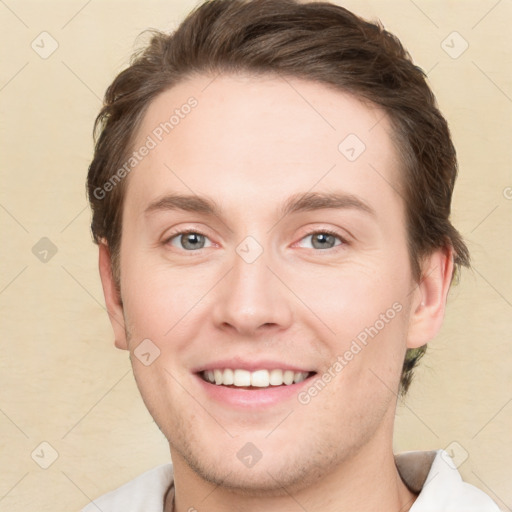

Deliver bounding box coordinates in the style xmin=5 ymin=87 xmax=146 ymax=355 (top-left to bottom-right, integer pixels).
xmin=87 ymin=0 xmax=470 ymax=395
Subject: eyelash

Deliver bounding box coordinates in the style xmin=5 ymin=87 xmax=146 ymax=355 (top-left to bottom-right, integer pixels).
xmin=163 ymin=228 xmax=348 ymax=252
xmin=292 ymin=228 xmax=347 ymax=252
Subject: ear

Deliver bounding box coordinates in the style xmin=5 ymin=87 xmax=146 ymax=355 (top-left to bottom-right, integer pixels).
xmin=98 ymin=241 xmax=128 ymax=350
xmin=406 ymin=245 xmax=455 ymax=349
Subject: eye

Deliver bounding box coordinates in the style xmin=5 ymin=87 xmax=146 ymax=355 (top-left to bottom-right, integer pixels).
xmin=297 ymin=230 xmax=345 ymax=250
xmin=166 ymin=230 xmax=213 ymax=251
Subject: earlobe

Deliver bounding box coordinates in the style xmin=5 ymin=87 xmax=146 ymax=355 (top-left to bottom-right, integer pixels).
xmin=406 ymin=246 xmax=455 ymax=349
xmin=98 ymin=242 xmax=128 ymax=350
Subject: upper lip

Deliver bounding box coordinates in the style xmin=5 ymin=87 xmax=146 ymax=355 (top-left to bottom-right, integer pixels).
xmin=193 ymin=358 xmax=314 ymax=373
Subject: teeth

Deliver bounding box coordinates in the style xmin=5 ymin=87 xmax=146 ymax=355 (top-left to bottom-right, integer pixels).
xmin=269 ymin=369 xmax=283 ymax=385
xmin=283 ymin=370 xmax=294 ymax=385
xmin=202 ymin=368 xmax=310 ymax=387
xmin=222 ymin=368 xmax=234 ymax=385
xmin=233 ymin=369 xmax=251 ymax=386
xmin=293 ymin=371 xmax=307 ymax=383
xmin=251 ymin=369 xmax=269 ymax=387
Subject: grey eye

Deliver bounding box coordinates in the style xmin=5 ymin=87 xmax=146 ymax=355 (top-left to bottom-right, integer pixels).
xmin=300 ymin=232 xmax=342 ymax=250
xmin=169 ymin=232 xmax=210 ymax=250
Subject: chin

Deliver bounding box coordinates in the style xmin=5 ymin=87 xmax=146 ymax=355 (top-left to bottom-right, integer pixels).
xmin=196 ymin=458 xmax=322 ymax=497
xmin=172 ymin=432 xmax=344 ymax=497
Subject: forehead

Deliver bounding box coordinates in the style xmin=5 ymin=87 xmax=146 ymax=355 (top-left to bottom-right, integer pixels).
xmin=126 ymin=73 xmax=402 ymax=215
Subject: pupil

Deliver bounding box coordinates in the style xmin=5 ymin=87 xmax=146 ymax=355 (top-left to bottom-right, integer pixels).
xmin=314 ymin=233 xmax=333 ymax=249
xmin=183 ymin=233 xmax=204 ymax=249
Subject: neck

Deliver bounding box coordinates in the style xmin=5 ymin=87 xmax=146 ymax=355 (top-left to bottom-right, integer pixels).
xmin=165 ymin=436 xmax=417 ymax=512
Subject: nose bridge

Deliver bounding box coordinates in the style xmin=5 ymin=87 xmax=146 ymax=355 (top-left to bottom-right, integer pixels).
xmin=212 ymin=241 xmax=292 ymax=335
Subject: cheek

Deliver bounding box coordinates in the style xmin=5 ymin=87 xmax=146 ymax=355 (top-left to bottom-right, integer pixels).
xmin=330 ymin=304 xmax=410 ymax=414
xmin=303 ymin=262 xmax=408 ymax=337
xmin=301 ymin=260 xmax=411 ymax=390
xmin=299 ymin=317 xmax=407 ymax=441
xmin=129 ymin=360 xmax=186 ymax=441
xmin=120 ymin=249 xmax=212 ymax=341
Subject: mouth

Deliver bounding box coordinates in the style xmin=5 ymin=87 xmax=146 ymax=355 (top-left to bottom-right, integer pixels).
xmin=193 ymin=359 xmax=318 ymax=407
xmin=198 ymin=368 xmax=316 ymax=390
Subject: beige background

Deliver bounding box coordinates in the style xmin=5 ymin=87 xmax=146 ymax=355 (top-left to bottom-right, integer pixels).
xmin=0 ymin=0 xmax=511 ymax=510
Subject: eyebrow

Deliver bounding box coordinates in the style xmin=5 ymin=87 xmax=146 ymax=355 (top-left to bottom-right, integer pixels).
xmin=143 ymin=191 xmax=376 ymax=220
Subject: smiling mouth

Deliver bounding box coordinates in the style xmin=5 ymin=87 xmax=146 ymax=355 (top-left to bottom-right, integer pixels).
xmin=199 ymin=368 xmax=316 ymax=389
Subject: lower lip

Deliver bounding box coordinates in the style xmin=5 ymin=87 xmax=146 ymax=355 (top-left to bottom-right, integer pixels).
xmin=194 ymin=373 xmax=314 ymax=408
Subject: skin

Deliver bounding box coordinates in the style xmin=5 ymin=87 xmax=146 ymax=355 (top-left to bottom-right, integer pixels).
xmin=98 ymin=73 xmax=453 ymax=512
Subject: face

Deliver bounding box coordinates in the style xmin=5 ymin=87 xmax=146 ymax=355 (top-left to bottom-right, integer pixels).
xmin=103 ymin=73 xmax=439 ymax=494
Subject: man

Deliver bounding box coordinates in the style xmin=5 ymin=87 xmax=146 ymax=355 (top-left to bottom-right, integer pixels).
xmin=84 ymin=0 xmax=500 ymax=510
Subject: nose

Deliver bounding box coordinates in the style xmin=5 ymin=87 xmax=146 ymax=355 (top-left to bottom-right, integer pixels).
xmin=211 ymin=248 xmax=294 ymax=337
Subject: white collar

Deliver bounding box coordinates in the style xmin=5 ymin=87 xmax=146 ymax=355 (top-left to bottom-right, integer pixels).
xmin=82 ymin=449 xmax=500 ymax=512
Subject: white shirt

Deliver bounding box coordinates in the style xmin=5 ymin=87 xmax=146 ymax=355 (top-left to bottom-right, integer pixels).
xmin=81 ymin=450 xmax=500 ymax=511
